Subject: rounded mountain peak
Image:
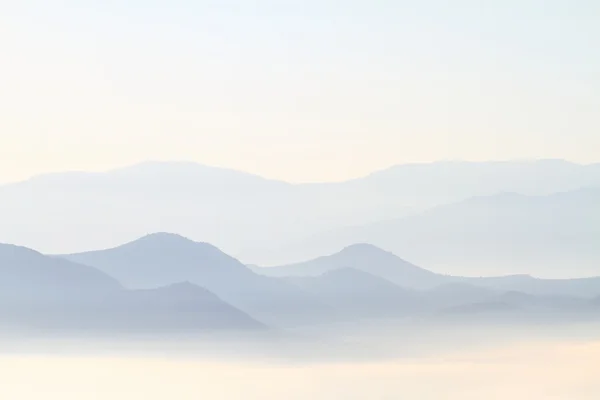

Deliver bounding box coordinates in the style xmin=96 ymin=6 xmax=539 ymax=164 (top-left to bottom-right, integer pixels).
xmin=338 ymin=243 xmax=391 ymax=257
xmin=121 ymin=232 xmax=221 ymax=254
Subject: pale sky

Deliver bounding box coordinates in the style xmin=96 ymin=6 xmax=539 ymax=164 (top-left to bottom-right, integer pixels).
xmin=1 ymin=1 xmax=599 ymax=183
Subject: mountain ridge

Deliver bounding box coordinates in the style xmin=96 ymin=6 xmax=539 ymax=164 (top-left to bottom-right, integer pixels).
xmin=61 ymin=233 xmax=332 ymax=327
xmin=0 ymin=242 xmax=266 ymax=332
xmin=2 ymin=159 xmax=600 ymax=275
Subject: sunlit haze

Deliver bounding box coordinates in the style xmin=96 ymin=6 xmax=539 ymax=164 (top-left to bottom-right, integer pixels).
xmin=1 ymin=1 xmax=599 ymax=183
xmin=2 ymin=340 xmax=600 ymax=399
xmin=2 ymin=3 xmax=600 ymax=399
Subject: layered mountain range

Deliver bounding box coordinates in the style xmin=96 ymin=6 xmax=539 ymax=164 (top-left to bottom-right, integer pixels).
xmin=1 ymin=160 xmax=600 ymax=277
xmin=2 ymin=233 xmax=599 ymax=335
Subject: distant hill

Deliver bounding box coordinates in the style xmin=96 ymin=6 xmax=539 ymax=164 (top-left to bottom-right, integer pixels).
xmin=421 ymin=283 xmax=497 ymax=308
xmin=3 ymin=235 xmax=599 ymax=332
xmin=101 ymin=282 xmax=266 ymax=331
xmin=283 ymin=187 xmax=600 ymax=277
xmin=255 ymin=243 xmax=443 ymax=289
xmin=0 ymin=243 xmax=121 ymax=301
xmin=61 ymin=233 xmax=331 ymax=327
xmin=342 ymin=159 xmax=600 ymax=201
xmin=284 ymin=268 xmax=422 ymax=319
xmin=2 ymin=160 xmax=600 ymax=270
xmin=254 ymin=244 xmax=600 ymax=298
xmin=0 ymin=242 xmax=265 ymax=332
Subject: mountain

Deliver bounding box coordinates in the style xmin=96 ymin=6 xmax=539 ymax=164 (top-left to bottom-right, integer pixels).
xmin=2 ymin=160 xmax=600 ymax=268
xmin=0 ymin=242 xmax=264 ymax=333
xmin=283 ymin=267 xmax=592 ymax=323
xmin=460 ymin=274 xmax=600 ymax=298
xmin=254 ymin=244 xmax=444 ymax=289
xmin=498 ymin=291 xmax=587 ymax=311
xmin=255 ymin=244 xmax=600 ymax=298
xmin=0 ymin=243 xmax=121 ymax=301
xmin=422 ymin=283 xmax=497 ymax=308
xmin=344 ymin=159 xmax=600 ymax=201
xmin=0 ymin=162 xmax=296 ymax=257
xmin=286 ymin=187 xmax=600 ymax=277
xmin=433 ymin=290 xmax=596 ymax=325
xmin=284 ymin=268 xmax=422 ymax=319
xmin=101 ymin=282 xmax=266 ymax=331
xmin=61 ymin=233 xmax=330 ymax=327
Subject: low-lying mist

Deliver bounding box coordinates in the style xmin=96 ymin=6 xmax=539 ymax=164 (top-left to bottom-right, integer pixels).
xmin=2 ymin=335 xmax=599 ymax=400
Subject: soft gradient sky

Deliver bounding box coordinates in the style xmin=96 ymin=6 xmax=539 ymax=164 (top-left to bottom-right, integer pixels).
xmin=1 ymin=1 xmax=598 ymax=183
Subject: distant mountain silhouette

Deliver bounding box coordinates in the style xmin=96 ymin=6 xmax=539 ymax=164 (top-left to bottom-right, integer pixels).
xmin=64 ymin=233 xmax=254 ymax=289
xmin=2 ymin=160 xmax=600 ymax=272
xmin=460 ymin=274 xmax=600 ymax=298
xmin=344 ymin=160 xmax=600 ymax=200
xmin=286 ymin=186 xmax=600 ymax=277
xmin=61 ymin=233 xmax=330 ymax=327
xmin=255 ymin=244 xmax=443 ymax=289
xmin=0 ymin=242 xmax=265 ymax=332
xmin=422 ymin=283 xmax=497 ymax=308
xmin=3 ymin=234 xmax=600 ymax=333
xmin=102 ymin=282 xmax=266 ymax=331
xmin=0 ymin=243 xmax=121 ymax=301
xmin=254 ymin=243 xmax=600 ymax=298
xmin=498 ymin=290 xmax=586 ymax=311
xmin=0 ymin=162 xmax=294 ymax=257
xmin=285 ymin=268 xmax=422 ymax=319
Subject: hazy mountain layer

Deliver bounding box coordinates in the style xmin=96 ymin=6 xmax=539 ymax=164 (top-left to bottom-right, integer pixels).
xmin=256 ymin=243 xmax=600 ymax=298
xmin=1 ymin=160 xmax=600 ymax=277
xmin=0 ymin=243 xmax=265 ymax=332
xmin=62 ymin=233 xmax=332 ymax=327
xmin=279 ymin=187 xmax=600 ymax=277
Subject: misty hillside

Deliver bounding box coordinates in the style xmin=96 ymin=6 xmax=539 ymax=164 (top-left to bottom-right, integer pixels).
xmin=61 ymin=233 xmax=331 ymax=327
xmin=2 ymin=234 xmax=600 ymax=334
xmin=0 ymin=242 xmax=265 ymax=332
xmin=285 ymin=186 xmax=600 ymax=277
xmin=0 ymin=243 xmax=121 ymax=300
xmin=2 ymin=160 xmax=600 ymax=274
xmin=255 ymin=243 xmax=443 ymax=289
xmin=343 ymin=160 xmax=600 ymax=200
xmin=284 ymin=268 xmax=422 ymax=319
xmin=104 ymin=283 xmax=266 ymax=331
xmin=255 ymin=244 xmax=600 ymax=298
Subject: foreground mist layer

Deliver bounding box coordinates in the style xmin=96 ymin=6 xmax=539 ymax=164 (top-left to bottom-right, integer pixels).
xmin=2 ymin=339 xmax=600 ymax=400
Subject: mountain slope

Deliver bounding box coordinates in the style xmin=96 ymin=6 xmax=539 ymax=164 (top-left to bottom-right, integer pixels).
xmin=99 ymin=282 xmax=266 ymax=331
xmin=61 ymin=233 xmax=330 ymax=327
xmin=0 ymin=242 xmax=265 ymax=332
xmin=256 ymin=243 xmax=600 ymax=298
xmin=3 ymin=160 xmax=600 ymax=268
xmin=285 ymin=268 xmax=422 ymax=319
xmin=255 ymin=244 xmax=443 ymax=289
xmin=289 ymin=187 xmax=600 ymax=277
xmin=0 ymin=162 xmax=294 ymax=257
